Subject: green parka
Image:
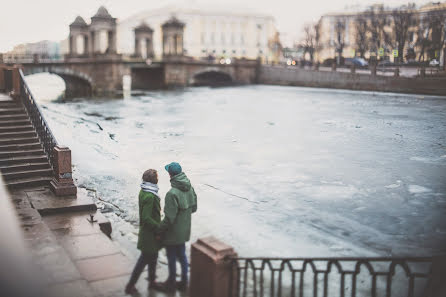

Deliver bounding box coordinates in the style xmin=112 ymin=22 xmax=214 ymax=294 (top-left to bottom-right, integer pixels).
xmin=137 ymin=190 xmax=162 ymax=254
xmin=159 ymin=172 xmax=197 ymax=245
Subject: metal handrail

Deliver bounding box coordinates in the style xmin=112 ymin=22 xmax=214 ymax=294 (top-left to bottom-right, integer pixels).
xmin=229 ymin=256 xmax=439 ymax=297
xmin=18 ymin=69 xmax=58 ymax=170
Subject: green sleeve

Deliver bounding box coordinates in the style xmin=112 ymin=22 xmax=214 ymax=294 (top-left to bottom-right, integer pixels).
xmin=159 ymin=192 xmax=178 ymax=232
xmin=191 ymin=187 xmax=198 ymax=213
xmin=140 ymin=197 xmax=159 ymax=230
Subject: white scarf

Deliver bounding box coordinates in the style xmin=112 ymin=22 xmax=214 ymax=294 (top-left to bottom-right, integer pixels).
xmin=140 ymin=181 xmax=160 ymax=198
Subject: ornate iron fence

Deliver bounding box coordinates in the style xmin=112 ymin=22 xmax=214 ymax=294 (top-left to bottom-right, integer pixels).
xmin=230 ymin=257 xmax=439 ymax=297
xmin=18 ymin=69 xmax=58 ymax=169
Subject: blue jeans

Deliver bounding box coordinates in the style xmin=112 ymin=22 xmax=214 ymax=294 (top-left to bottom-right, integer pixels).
xmin=127 ymin=252 xmax=158 ymax=286
xmin=165 ymin=244 xmax=188 ymax=283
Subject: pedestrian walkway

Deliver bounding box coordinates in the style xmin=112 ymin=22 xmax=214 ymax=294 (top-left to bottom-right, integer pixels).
xmin=10 ymin=184 xmax=188 ymax=297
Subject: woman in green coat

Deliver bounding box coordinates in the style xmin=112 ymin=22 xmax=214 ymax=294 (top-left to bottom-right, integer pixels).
xmin=125 ymin=169 xmax=162 ymax=294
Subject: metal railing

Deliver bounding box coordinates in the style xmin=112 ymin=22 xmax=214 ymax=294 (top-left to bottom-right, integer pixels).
xmin=230 ymin=257 xmax=437 ymax=297
xmin=18 ymin=69 xmax=58 ymax=169
xmin=2 ymin=54 xmax=63 ymax=64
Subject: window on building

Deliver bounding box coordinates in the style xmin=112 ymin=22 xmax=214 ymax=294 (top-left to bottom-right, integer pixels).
xmin=211 ymin=32 xmax=215 ymax=43
xmin=232 ymin=49 xmax=236 ymax=54
xmin=240 ymin=35 xmax=245 ymax=45
xmin=221 ymin=33 xmax=225 ymax=45
xmin=201 ymin=32 xmax=206 ymax=44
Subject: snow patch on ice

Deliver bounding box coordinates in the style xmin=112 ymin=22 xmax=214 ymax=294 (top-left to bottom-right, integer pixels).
xmin=408 ymin=185 xmax=431 ymax=194
xmin=385 ymin=180 xmax=402 ymax=189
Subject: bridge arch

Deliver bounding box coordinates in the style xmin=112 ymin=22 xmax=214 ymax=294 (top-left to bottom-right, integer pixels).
xmin=22 ymin=65 xmax=93 ymax=98
xmin=189 ymin=68 xmax=234 ymax=86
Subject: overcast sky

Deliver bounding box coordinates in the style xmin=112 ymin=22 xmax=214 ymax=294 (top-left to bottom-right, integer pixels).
xmin=0 ymin=0 xmax=433 ymax=52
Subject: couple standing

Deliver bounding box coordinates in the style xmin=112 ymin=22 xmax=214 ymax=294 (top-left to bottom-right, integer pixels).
xmin=125 ymin=162 xmax=197 ymax=294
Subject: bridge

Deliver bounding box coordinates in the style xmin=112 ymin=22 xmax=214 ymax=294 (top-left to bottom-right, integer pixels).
xmin=1 ymin=6 xmax=258 ymax=98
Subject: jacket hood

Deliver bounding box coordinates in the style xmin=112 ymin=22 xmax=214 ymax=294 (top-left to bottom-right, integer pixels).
xmin=170 ymin=172 xmax=191 ymax=192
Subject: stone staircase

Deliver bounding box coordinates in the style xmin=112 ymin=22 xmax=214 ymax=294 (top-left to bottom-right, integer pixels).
xmin=0 ymin=93 xmax=53 ymax=189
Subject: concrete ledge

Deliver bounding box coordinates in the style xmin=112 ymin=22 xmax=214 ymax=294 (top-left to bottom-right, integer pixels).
xmin=27 ymin=188 xmax=96 ymax=216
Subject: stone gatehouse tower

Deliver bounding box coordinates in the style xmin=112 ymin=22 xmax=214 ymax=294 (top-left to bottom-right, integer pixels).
xmin=134 ymin=22 xmax=154 ymax=59
xmin=68 ymin=6 xmax=118 ymax=57
xmin=162 ymin=17 xmax=185 ymax=58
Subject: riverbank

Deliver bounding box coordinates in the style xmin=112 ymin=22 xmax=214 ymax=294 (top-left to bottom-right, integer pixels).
xmin=259 ymin=65 xmax=446 ymax=96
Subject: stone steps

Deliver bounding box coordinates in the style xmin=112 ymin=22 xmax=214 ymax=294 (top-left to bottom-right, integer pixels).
xmin=0 ymin=119 xmax=32 ymax=126
xmin=5 ymin=176 xmax=54 ymax=189
xmin=0 ymin=162 xmax=51 ymax=173
xmin=0 ymin=148 xmax=45 ymax=158
xmin=0 ymin=142 xmax=42 ymax=150
xmin=0 ymin=154 xmax=48 ymax=164
xmin=0 ymin=130 xmax=37 ymax=138
xmin=1 ymin=168 xmax=53 ymax=181
xmin=0 ymin=107 xmax=25 ymax=115
xmin=0 ymin=95 xmax=53 ymax=189
xmin=0 ymin=124 xmax=34 ymax=132
xmin=0 ymin=136 xmax=39 ymax=145
xmin=0 ymin=114 xmax=29 ymax=121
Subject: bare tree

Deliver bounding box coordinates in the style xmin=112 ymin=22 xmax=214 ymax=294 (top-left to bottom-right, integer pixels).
xmin=301 ymin=24 xmax=316 ymax=63
xmin=390 ymin=3 xmax=416 ymax=63
xmin=354 ymin=14 xmax=368 ymax=58
xmin=416 ymin=16 xmax=431 ymax=62
xmin=334 ymin=19 xmax=346 ymax=64
xmin=366 ymin=5 xmax=391 ymax=60
xmin=314 ymin=21 xmax=323 ymax=62
xmin=426 ymin=9 xmax=446 ymax=61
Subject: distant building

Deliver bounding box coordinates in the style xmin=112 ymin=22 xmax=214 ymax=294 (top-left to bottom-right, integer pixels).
xmin=117 ymin=5 xmax=277 ymax=61
xmin=3 ymin=40 xmax=60 ymax=61
xmin=317 ymin=2 xmax=446 ymax=65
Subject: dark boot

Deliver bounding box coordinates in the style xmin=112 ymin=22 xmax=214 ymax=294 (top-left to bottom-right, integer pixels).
xmin=149 ymin=281 xmax=162 ymax=290
xmin=153 ymin=280 xmax=175 ymax=293
xmin=124 ymin=284 xmax=138 ymax=295
xmin=176 ymin=281 xmax=188 ymax=291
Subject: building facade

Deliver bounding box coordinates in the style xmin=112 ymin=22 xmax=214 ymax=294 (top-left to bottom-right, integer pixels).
xmin=117 ymin=5 xmax=277 ymax=61
xmin=317 ymin=2 xmax=446 ymax=65
xmin=3 ymin=40 xmax=61 ymax=61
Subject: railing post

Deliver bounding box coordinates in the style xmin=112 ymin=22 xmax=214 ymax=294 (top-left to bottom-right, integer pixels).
xmin=0 ymin=64 xmax=5 ymax=92
xmin=11 ymin=65 xmax=22 ymax=99
xmin=191 ymin=236 xmax=238 ymax=297
xmin=50 ymin=145 xmax=77 ymax=196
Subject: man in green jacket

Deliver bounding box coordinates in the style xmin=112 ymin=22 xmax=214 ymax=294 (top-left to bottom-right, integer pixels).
xmin=125 ymin=169 xmax=161 ymax=294
xmin=157 ymin=162 xmax=197 ymax=292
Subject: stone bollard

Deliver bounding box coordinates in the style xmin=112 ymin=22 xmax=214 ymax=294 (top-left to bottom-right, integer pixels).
xmin=331 ymin=62 xmax=337 ymax=71
xmin=190 ymin=236 xmax=237 ymax=297
xmin=394 ymin=67 xmax=400 ymax=77
xmin=314 ymin=62 xmax=320 ymax=71
xmin=420 ymin=67 xmax=426 ymax=78
xmin=350 ymin=64 xmax=356 ymax=74
xmin=424 ymin=255 xmax=446 ymax=296
xmin=50 ymin=146 xmax=77 ymax=196
xmin=371 ymin=64 xmax=377 ymax=76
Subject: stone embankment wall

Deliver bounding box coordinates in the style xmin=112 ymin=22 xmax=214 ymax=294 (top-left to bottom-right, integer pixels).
xmin=259 ymin=66 xmax=446 ymax=96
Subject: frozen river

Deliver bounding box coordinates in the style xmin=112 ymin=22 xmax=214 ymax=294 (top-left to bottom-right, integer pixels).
xmin=26 ymin=73 xmax=446 ymax=258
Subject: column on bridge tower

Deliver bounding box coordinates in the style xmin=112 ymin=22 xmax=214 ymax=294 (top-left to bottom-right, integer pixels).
xmin=162 ymin=16 xmax=185 ymax=59
xmin=134 ymin=22 xmax=154 ymax=59
xmin=89 ymin=6 xmax=117 ymax=55
xmin=68 ymin=16 xmax=89 ymax=57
